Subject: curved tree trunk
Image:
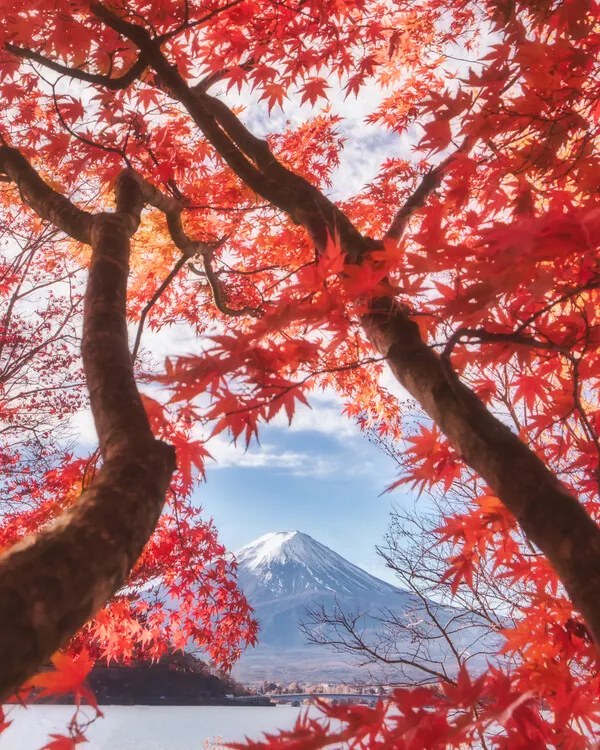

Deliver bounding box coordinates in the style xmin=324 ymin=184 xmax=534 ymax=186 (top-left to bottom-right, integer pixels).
xmin=361 ymin=298 xmax=600 ymax=646
xmin=0 ymin=156 xmax=176 ymax=700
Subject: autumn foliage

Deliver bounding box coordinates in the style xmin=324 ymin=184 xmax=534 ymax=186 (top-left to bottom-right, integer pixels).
xmin=1 ymin=0 xmax=600 ymax=747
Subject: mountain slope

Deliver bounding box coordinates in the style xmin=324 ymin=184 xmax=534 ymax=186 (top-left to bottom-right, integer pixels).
xmin=232 ymin=531 xmax=500 ymax=684
xmin=235 ymin=531 xmax=409 ymax=654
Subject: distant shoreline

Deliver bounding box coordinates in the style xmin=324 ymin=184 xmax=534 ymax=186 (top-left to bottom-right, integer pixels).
xmin=32 ymin=697 xmax=276 ymax=707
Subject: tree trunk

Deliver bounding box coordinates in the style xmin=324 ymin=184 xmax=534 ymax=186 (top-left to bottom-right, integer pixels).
xmin=362 ymin=297 xmax=600 ymax=646
xmin=0 ymin=161 xmax=176 ymax=700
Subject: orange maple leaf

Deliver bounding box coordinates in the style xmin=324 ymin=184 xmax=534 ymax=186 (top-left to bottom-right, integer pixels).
xmin=26 ymin=650 xmax=96 ymax=707
xmin=42 ymin=733 xmax=86 ymax=750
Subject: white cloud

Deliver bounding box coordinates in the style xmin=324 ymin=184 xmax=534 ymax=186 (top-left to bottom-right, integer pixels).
xmin=207 ymin=433 xmax=308 ymax=469
xmin=288 ymin=454 xmax=377 ymax=479
xmin=270 ymin=398 xmax=359 ymax=439
xmin=69 ymin=408 xmax=97 ymax=448
xmin=130 ymin=320 xmax=205 ymax=363
xmin=205 ymin=430 xmax=374 ymax=479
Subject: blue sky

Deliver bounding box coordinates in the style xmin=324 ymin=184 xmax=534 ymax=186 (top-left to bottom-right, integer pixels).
xmin=198 ymin=392 xmax=411 ymax=584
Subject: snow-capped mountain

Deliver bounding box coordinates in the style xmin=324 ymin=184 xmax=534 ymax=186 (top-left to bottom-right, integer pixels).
xmin=235 ymin=531 xmax=397 ymax=601
xmin=232 ymin=531 xmax=501 ymax=683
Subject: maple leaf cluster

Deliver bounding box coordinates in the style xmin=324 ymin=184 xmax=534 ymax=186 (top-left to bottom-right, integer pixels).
xmin=0 ymin=0 xmax=599 ymax=747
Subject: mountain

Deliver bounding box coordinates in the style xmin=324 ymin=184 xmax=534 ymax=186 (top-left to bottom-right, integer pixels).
xmin=236 ymin=530 xmax=397 ymax=601
xmin=234 ymin=531 xmax=401 ymax=654
xmin=232 ymin=531 xmax=500 ymax=684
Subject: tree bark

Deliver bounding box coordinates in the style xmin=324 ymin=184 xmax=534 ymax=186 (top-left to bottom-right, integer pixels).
xmin=0 ymin=155 xmax=176 ymax=700
xmin=361 ymin=300 xmax=600 ymax=645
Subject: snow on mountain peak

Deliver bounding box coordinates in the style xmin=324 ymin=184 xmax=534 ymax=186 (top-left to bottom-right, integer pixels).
xmin=236 ymin=531 xmax=312 ymax=568
xmin=235 ymin=530 xmax=399 ymax=598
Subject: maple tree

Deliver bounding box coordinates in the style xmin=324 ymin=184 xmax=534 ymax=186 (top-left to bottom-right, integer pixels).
xmin=0 ymin=0 xmax=600 ymax=746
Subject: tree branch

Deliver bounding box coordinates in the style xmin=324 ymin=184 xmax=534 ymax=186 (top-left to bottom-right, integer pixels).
xmin=118 ymin=168 xmax=215 ymax=256
xmin=158 ymin=0 xmax=246 ymax=43
xmin=194 ymin=56 xmax=254 ymax=93
xmin=384 ymin=138 xmax=472 ymax=242
xmin=5 ymin=42 xmax=146 ymax=90
xmin=132 ymin=254 xmax=188 ymax=361
xmin=0 ymin=146 xmax=93 ymax=243
xmin=442 ymin=326 xmax=570 ymax=359
xmin=201 ymin=250 xmax=263 ymax=318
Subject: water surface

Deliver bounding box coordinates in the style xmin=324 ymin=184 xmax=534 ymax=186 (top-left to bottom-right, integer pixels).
xmin=1 ymin=705 xmax=312 ymax=749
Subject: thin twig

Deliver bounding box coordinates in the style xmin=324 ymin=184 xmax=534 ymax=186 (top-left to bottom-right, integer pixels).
xmin=132 ymin=254 xmax=188 ymax=361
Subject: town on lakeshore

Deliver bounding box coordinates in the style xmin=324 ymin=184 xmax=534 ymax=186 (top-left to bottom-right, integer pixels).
xmin=249 ymin=680 xmax=393 ymax=707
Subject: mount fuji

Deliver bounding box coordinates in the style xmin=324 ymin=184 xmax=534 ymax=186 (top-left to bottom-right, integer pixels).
xmin=231 ymin=531 xmax=500 ymax=683
xmin=236 ymin=530 xmax=397 ymax=602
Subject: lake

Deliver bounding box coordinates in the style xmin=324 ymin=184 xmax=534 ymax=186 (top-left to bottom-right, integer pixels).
xmin=0 ymin=705 xmax=317 ymax=749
